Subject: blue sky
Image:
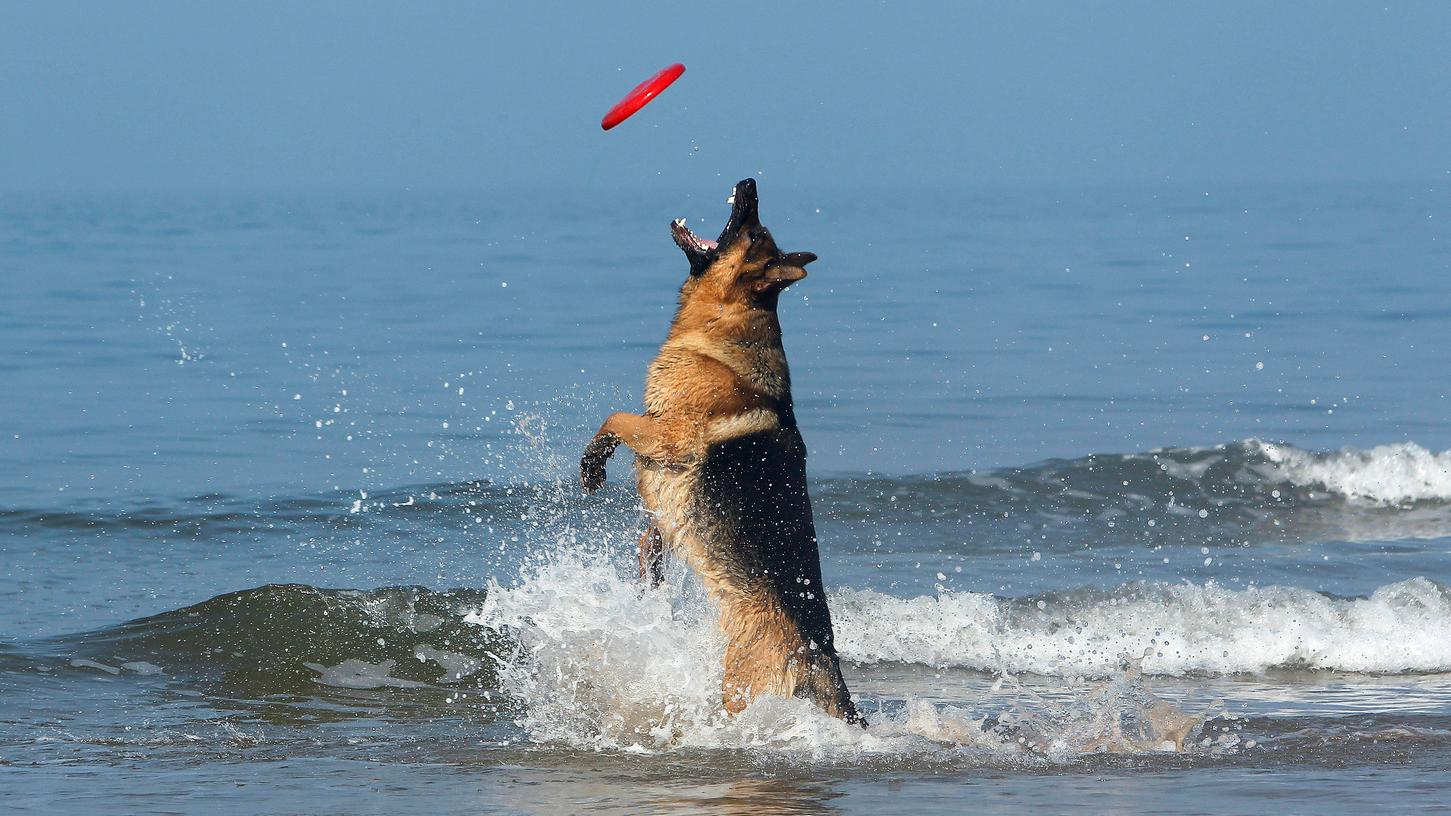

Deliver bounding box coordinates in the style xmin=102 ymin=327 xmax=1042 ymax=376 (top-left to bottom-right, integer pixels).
xmin=3 ymin=1 xmax=1448 ymax=190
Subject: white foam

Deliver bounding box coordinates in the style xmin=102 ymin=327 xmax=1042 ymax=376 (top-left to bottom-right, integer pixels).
xmin=460 ymin=552 xmax=1269 ymax=756
xmin=465 ymin=551 xmax=1022 ymax=755
xmin=1250 ymin=439 xmax=1451 ymax=505
xmin=833 ymin=577 xmax=1451 ymax=676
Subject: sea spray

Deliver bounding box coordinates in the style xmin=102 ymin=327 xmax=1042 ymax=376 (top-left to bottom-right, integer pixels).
xmin=465 ymin=549 xmax=1232 ymax=759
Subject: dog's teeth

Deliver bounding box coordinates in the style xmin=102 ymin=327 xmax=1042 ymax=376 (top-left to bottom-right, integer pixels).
xmin=726 ymin=194 xmax=736 ymax=205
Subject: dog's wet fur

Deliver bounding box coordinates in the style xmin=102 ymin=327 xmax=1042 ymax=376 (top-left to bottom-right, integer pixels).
xmin=581 ymin=179 xmax=860 ymax=724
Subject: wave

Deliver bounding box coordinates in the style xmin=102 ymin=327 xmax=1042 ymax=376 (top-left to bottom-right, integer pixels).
xmin=820 ymin=438 xmax=1451 ymax=510
xmin=814 ymin=438 xmax=1451 ymax=544
xmin=833 ymin=577 xmax=1451 ymax=676
xmin=17 ymin=573 xmax=1451 ymax=695
xmin=1255 ymin=440 xmax=1451 ymax=505
xmin=4 ymin=440 xmax=1447 ymax=548
xmin=21 ymin=583 xmax=502 ymax=696
xmin=14 ymin=570 xmax=1450 ymax=756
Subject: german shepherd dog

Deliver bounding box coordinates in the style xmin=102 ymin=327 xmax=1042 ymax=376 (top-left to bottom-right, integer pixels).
xmin=580 ymin=179 xmax=860 ymax=724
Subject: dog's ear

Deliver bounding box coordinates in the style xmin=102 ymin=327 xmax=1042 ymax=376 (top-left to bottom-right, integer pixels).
xmin=755 ymin=252 xmax=815 ymax=292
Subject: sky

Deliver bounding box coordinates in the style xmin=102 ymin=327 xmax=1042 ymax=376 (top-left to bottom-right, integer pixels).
xmin=2 ymin=1 xmax=1449 ymax=191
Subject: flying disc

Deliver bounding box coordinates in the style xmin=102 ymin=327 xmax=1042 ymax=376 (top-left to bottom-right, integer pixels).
xmin=601 ymin=63 xmax=685 ymax=131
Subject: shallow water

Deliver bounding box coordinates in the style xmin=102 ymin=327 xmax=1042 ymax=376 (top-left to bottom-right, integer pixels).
xmin=2 ymin=183 xmax=1450 ymax=813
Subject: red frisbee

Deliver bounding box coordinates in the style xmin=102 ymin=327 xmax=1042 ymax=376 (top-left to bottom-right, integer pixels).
xmin=601 ymin=63 xmax=685 ymax=131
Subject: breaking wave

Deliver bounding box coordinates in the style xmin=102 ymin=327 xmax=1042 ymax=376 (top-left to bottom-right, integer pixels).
xmin=15 ymin=560 xmax=1450 ymax=703
xmin=833 ymin=577 xmax=1451 ymax=676
xmin=1253 ymin=440 xmax=1451 ymax=505
xmin=814 ymin=438 xmax=1451 ymax=545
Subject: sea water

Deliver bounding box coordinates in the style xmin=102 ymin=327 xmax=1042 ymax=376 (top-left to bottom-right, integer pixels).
xmin=2 ymin=183 xmax=1449 ymax=813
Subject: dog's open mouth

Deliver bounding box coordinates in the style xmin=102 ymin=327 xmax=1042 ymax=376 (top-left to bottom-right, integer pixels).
xmin=672 ymin=179 xmax=759 ymax=274
xmin=671 ymin=219 xmax=718 ymax=255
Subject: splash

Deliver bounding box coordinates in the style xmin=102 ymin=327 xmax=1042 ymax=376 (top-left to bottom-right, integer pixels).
xmin=979 ymin=661 xmax=1232 ymax=758
xmin=464 ymin=551 xmax=1226 ymax=760
xmin=469 ymin=551 xmax=726 ymax=750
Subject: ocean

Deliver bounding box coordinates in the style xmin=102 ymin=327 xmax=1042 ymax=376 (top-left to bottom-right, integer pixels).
xmin=2 ymin=182 xmax=1449 ymax=813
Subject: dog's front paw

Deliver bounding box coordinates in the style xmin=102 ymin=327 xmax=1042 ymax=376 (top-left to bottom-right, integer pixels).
xmin=580 ymin=454 xmax=607 ymax=493
xmin=581 ymin=432 xmax=621 ymax=494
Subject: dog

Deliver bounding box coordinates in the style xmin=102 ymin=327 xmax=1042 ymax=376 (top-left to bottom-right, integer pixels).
xmin=580 ymin=178 xmax=861 ymax=724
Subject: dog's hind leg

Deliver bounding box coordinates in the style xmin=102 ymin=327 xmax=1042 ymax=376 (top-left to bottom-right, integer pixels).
xmin=637 ymin=524 xmax=665 ymax=587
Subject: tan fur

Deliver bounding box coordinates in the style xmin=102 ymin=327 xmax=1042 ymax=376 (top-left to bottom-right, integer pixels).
xmin=581 ymin=180 xmax=859 ymax=723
